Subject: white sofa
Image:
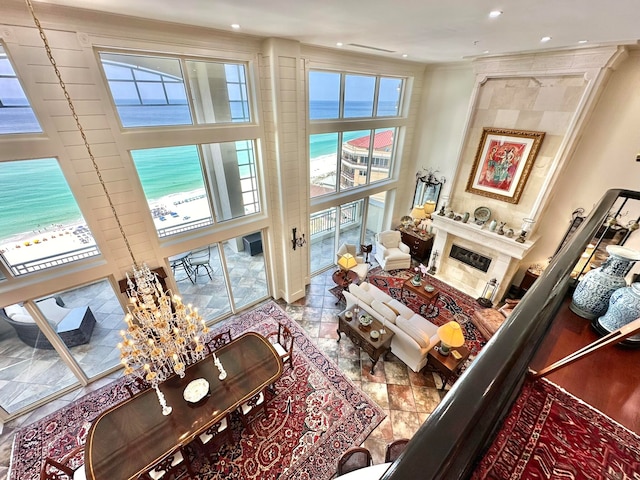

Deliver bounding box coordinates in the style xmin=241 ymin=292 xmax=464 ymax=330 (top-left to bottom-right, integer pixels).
xmin=342 ymin=281 xmax=439 ymax=372
xmin=374 ymin=230 xmax=411 ymax=271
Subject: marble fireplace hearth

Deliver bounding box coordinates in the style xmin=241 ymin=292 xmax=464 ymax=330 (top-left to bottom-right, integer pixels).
xmin=430 ymin=215 xmax=536 ymax=302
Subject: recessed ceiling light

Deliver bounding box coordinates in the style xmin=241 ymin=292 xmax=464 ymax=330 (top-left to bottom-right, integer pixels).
xmin=483 ymin=50 xmax=490 ymax=54
xmin=336 ymin=42 xmax=343 ymax=47
xmin=578 ymin=40 xmax=588 ymax=44
xmin=402 ymin=54 xmax=408 ymax=58
xmin=540 ymin=36 xmax=552 ymax=43
xmin=489 ymin=10 xmax=502 ymax=18
xmin=230 ymin=24 xmax=240 ymax=29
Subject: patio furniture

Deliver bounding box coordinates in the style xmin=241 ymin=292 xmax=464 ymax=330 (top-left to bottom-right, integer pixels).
xmin=1 ymin=297 xmax=96 ymax=349
xmin=242 ymin=232 xmax=263 ymax=256
xmin=187 ymin=246 xmax=213 ymax=282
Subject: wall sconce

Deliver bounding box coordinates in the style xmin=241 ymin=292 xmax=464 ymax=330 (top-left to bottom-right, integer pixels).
xmin=477 ymin=278 xmax=499 ymax=307
xmin=292 ymin=228 xmax=306 ymax=250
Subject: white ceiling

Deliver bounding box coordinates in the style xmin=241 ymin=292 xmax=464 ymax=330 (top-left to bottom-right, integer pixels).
xmin=37 ymin=0 xmax=640 ymax=63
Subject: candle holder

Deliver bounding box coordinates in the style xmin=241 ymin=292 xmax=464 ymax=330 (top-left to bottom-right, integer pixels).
xmin=515 ymin=218 xmax=535 ymax=243
xmin=477 ymin=278 xmax=499 ymax=307
xmin=213 ymin=353 xmax=227 ymax=380
xmin=154 ymin=385 xmax=172 ymax=416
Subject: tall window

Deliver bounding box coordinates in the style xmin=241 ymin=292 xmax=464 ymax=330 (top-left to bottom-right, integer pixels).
xmin=0 ymin=159 xmax=98 ymax=276
xmin=308 ymin=71 xmax=404 ymax=198
xmin=0 ymin=45 xmax=42 ymax=134
xmin=99 ymin=53 xmax=251 ymax=128
xmin=131 ymin=140 xmax=260 ymax=238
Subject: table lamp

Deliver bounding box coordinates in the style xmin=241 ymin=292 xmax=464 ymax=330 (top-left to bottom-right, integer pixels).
xmin=423 ymin=200 xmax=437 ymax=216
xmin=338 ymin=253 xmax=358 ymax=280
xmin=411 ymin=205 xmax=427 ymax=225
xmin=437 ymin=321 xmax=465 ymax=356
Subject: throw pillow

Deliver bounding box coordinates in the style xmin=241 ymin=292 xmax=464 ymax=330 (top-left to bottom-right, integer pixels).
xmin=371 ymin=300 xmax=396 ymax=323
xmin=349 ymin=283 xmax=374 ymax=306
xmin=4 ymin=304 xmax=28 ymax=319
xmin=397 ymin=316 xmax=430 ymax=349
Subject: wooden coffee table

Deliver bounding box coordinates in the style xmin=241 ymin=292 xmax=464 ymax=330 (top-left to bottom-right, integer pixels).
xmin=402 ymin=278 xmax=439 ymax=307
xmin=337 ymin=309 xmax=394 ymax=374
xmin=426 ymin=343 xmax=470 ymax=390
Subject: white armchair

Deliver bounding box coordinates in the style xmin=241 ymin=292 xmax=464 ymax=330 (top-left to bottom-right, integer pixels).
xmin=374 ymin=230 xmax=411 ymax=271
xmin=336 ymin=243 xmax=369 ymax=281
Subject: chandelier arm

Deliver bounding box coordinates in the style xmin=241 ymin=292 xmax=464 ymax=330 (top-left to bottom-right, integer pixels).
xmin=25 ymin=0 xmax=138 ymax=267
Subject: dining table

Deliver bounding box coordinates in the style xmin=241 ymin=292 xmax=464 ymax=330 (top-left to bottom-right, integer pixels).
xmin=84 ymin=331 xmax=283 ymax=480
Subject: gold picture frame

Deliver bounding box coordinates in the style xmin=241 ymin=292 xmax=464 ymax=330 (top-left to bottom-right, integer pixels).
xmin=466 ymin=127 xmax=545 ymax=204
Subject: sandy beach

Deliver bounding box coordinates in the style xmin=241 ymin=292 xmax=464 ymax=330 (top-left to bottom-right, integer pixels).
xmin=0 ymin=189 xmax=212 ymax=266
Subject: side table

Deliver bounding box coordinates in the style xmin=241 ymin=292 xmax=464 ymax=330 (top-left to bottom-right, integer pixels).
xmin=337 ymin=309 xmax=394 ymax=374
xmin=332 ymin=269 xmax=358 ymax=305
xmin=426 ymin=343 xmax=470 ymax=390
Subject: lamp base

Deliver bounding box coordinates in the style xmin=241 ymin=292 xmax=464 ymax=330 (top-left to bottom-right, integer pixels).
xmin=476 ymin=297 xmax=493 ymax=308
xmin=439 ymin=343 xmax=451 ymax=356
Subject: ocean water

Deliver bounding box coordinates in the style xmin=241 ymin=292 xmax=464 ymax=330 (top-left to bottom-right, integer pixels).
xmin=0 ymin=101 xmax=398 ymax=240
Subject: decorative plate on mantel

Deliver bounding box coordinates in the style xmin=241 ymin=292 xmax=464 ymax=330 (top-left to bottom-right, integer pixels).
xmin=474 ymin=206 xmax=491 ymax=225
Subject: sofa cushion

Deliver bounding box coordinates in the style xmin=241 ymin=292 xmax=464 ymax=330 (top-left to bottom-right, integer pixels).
xmin=371 ymin=300 xmax=396 ymax=323
xmin=349 ymin=283 xmax=374 ymax=306
xmin=386 ymin=300 xmax=415 ymax=320
xmin=396 ymin=316 xmax=431 ymax=348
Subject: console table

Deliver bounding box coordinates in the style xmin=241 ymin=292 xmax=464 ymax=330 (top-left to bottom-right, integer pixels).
xmin=397 ymin=227 xmax=434 ymax=263
xmin=337 ymin=309 xmax=393 ymax=374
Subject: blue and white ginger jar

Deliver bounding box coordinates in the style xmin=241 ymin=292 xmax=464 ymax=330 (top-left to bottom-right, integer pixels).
xmin=570 ymin=245 xmax=640 ymax=320
xmin=595 ymin=282 xmax=640 ymax=342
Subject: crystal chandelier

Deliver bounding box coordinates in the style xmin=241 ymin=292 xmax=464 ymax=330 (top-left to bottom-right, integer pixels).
xmin=26 ymin=0 xmax=210 ymax=413
xmin=119 ymin=264 xmax=209 ymax=385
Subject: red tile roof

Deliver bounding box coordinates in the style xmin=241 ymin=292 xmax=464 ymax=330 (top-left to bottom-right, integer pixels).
xmin=346 ymin=130 xmax=393 ymax=150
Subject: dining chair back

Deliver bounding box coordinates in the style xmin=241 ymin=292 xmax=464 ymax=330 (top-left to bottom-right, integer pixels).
xmin=337 ymin=446 xmax=372 ymax=475
xmin=40 ymin=445 xmax=85 ymax=480
xmin=188 ymin=246 xmax=213 ymax=282
xmin=385 ymin=438 xmax=410 ymax=462
xmin=195 ymin=414 xmax=232 ymax=456
xmin=124 ymin=376 xmax=151 ymax=397
xmin=237 ymin=388 xmax=267 ymax=427
xmin=266 ymin=323 xmax=294 ymax=369
xmin=138 ymin=445 xmax=193 ymax=480
xmin=206 ymin=329 xmax=232 ymax=354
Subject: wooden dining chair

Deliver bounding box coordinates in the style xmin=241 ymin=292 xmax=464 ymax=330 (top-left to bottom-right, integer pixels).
xmin=266 ymin=323 xmax=294 ymax=370
xmin=205 ymin=329 xmax=232 ymax=354
xmin=138 ymin=445 xmax=194 ymax=480
xmin=194 ymin=413 xmax=232 ymax=457
xmin=337 ymin=446 xmax=372 ymax=476
xmin=237 ymin=388 xmax=268 ymax=427
xmin=40 ymin=445 xmax=85 ymax=480
xmin=124 ymin=376 xmax=150 ymax=397
xmin=385 ymin=438 xmax=410 ymax=462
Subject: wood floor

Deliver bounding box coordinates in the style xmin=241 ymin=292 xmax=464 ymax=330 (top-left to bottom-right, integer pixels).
xmin=530 ymin=296 xmax=640 ymax=434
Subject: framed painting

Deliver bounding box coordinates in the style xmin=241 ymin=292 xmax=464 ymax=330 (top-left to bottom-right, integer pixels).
xmin=466 ymin=127 xmax=545 ymax=204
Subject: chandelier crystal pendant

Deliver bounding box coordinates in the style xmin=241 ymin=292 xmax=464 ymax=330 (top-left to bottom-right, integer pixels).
xmin=118 ymin=264 xmax=209 ymax=386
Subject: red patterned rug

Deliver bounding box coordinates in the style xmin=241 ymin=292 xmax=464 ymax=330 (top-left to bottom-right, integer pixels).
xmin=472 ymin=377 xmax=640 ymax=479
xmin=9 ymin=301 xmax=385 ymax=480
xmin=367 ymin=266 xmax=485 ymax=356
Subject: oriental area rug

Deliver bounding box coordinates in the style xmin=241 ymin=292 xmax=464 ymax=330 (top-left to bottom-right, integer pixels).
xmin=366 ymin=266 xmax=486 ymax=356
xmin=9 ymin=301 xmax=385 ymax=480
xmin=471 ymin=377 xmax=640 ymax=479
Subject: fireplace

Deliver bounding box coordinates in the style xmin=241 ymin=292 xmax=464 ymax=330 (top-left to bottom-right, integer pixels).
xmin=449 ymin=245 xmax=492 ymax=272
xmin=430 ymin=215 xmax=537 ymax=300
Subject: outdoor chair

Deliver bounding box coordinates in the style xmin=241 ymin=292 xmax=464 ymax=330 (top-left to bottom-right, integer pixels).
xmin=385 ymin=438 xmax=410 ymax=462
xmin=40 ymin=444 xmax=86 ymax=480
xmin=188 ymin=246 xmax=213 ymax=282
xmin=337 ymin=446 xmax=373 ymax=476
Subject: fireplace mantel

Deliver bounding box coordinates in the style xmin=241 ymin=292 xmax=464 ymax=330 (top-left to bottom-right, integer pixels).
xmin=430 ymin=215 xmax=537 ymax=300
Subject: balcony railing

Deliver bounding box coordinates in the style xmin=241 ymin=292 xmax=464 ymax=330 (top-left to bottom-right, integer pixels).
xmin=309 ymin=202 xmax=359 ymax=237
xmin=3 ymin=245 xmax=100 ymax=277
xmin=381 ymin=188 xmax=640 ymax=479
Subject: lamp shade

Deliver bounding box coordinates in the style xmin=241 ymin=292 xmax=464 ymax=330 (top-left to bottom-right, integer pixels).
xmin=411 ymin=206 xmax=427 ymax=220
xmin=423 ymin=201 xmax=437 ymax=215
xmin=437 ymin=321 xmax=465 ymax=348
xmin=338 ymin=253 xmax=358 ymax=271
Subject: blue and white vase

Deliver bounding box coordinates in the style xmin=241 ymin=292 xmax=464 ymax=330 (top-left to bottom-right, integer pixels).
xmin=570 ymin=245 xmax=640 ymax=320
xmin=594 ymin=283 xmax=640 ymax=343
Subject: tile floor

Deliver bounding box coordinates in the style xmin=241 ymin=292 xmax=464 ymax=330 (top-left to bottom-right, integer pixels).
xmin=0 ymin=266 xmax=447 ymax=478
